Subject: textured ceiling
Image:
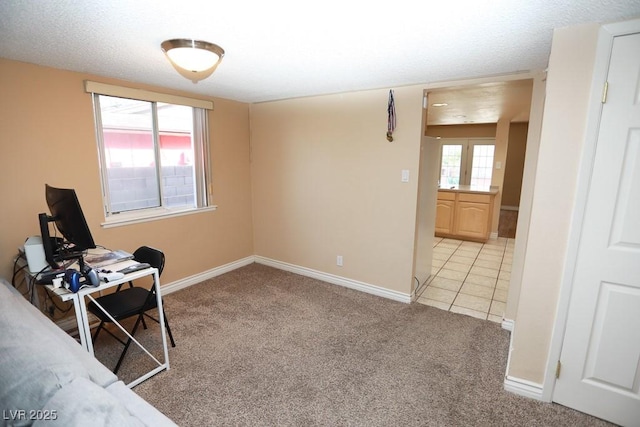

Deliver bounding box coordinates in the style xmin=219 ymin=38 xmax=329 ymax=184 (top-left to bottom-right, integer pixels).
xmin=1 ymin=0 xmax=639 ymax=105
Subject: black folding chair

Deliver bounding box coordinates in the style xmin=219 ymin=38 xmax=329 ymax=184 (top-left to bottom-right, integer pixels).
xmin=88 ymin=246 xmax=176 ymax=374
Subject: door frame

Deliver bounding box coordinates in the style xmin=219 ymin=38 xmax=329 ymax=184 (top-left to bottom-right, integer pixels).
xmin=413 ymin=74 xmax=538 ymax=299
xmin=545 ymin=18 xmax=640 ymax=402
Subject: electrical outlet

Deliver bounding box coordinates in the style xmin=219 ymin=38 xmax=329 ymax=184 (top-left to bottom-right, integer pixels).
xmin=336 ymin=255 xmax=343 ymax=267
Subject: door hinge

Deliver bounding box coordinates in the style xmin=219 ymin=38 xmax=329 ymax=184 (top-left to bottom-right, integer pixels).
xmin=555 ymin=360 xmax=562 ymax=379
xmin=601 ymin=81 xmax=609 ymax=104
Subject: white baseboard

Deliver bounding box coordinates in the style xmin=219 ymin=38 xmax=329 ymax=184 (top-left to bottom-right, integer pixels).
xmin=56 ymin=254 xmax=411 ymax=332
xmin=161 ymin=256 xmax=255 ymax=295
xmin=255 ymin=256 xmax=412 ymax=304
xmin=164 ymin=254 xmax=413 ymax=304
xmin=504 ymin=376 xmax=545 ymax=401
xmin=502 ymin=318 xmax=549 ymax=402
xmin=490 ymin=232 xmax=499 ymax=240
xmin=53 ymin=256 xmax=255 ymax=333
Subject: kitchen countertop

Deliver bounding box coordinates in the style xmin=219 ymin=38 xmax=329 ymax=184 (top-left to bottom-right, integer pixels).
xmin=437 ymin=184 xmax=499 ymax=195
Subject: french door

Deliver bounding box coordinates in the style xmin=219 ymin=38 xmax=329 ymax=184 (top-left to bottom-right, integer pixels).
xmin=438 ymin=138 xmax=495 ymax=188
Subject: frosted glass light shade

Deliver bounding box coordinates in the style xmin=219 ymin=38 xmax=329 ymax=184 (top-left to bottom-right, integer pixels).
xmin=161 ymin=39 xmax=225 ymax=82
xmin=166 ymin=47 xmax=219 ymax=72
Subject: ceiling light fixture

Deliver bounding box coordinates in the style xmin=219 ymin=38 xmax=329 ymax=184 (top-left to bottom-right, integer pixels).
xmin=161 ymin=39 xmax=225 ymax=83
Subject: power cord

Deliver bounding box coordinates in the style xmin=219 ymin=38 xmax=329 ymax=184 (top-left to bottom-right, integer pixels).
xmin=11 ymin=253 xmax=30 ymax=298
xmin=42 ymin=287 xmax=73 ymax=317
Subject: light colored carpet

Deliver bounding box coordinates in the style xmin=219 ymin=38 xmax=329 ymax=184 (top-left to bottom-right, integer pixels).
xmin=93 ymin=263 xmax=611 ymax=426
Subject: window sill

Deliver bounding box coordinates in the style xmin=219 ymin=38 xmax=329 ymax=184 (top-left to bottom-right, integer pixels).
xmin=101 ymin=205 xmax=218 ymax=229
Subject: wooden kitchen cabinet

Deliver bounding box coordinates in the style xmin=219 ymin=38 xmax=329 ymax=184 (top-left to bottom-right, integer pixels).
xmin=435 ymin=190 xmax=495 ymax=242
xmin=435 ymin=192 xmax=456 ymax=235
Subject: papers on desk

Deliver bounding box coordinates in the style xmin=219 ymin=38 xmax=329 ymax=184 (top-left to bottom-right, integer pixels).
xmin=84 ymin=249 xmax=134 ymax=269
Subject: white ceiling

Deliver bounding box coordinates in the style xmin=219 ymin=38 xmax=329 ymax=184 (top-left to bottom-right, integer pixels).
xmin=1 ymin=0 xmax=639 ymax=106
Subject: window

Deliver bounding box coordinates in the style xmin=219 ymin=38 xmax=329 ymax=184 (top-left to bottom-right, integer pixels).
xmin=438 ymin=139 xmax=495 ymax=188
xmin=469 ymin=143 xmax=495 ymax=188
xmin=86 ymin=81 xmax=214 ymax=225
xmin=439 ymin=144 xmax=463 ymax=186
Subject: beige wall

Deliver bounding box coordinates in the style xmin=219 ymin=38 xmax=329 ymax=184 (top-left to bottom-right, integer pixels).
xmin=502 ymin=122 xmax=528 ymax=207
xmin=507 ymin=23 xmax=600 ymax=384
xmin=0 ymin=21 xmax=604 ymax=391
xmin=0 ymin=59 xmax=254 ymax=286
xmin=250 ymin=86 xmax=425 ymax=295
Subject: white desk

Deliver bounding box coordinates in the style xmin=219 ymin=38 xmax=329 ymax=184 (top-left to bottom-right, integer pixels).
xmin=45 ymin=259 xmax=170 ymax=388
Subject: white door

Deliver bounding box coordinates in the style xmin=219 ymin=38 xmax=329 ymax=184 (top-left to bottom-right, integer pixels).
xmin=553 ymin=32 xmax=640 ymax=426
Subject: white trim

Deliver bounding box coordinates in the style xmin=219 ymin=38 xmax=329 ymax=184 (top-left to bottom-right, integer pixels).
xmin=544 ymin=18 xmax=640 ymax=403
xmin=101 ymin=206 xmax=218 ymax=228
xmin=501 ymin=318 xmax=514 ymax=332
xmin=255 ymin=256 xmax=413 ymax=304
xmin=57 ymin=254 xmax=412 ymax=335
xmin=54 ymin=256 xmax=254 ymax=334
xmin=504 ymin=376 xmax=545 ymax=401
xmin=425 ymin=71 xmax=539 ymax=90
xmin=84 ymin=80 xmax=214 ymax=110
xmin=503 ymin=318 xmax=547 ymax=401
xmin=161 ymin=256 xmax=255 ymax=295
xmin=489 ymin=232 xmax=499 ymax=240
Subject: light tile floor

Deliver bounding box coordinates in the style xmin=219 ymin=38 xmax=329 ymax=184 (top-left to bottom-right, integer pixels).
xmin=416 ymin=236 xmax=514 ymax=323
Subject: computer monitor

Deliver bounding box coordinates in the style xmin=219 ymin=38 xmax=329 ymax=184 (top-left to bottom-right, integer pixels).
xmin=39 ymin=184 xmax=96 ymax=269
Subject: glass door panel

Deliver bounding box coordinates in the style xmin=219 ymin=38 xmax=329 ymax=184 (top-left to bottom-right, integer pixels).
xmin=469 ymin=143 xmax=495 ymax=188
xmin=439 ymin=144 xmax=463 ymax=186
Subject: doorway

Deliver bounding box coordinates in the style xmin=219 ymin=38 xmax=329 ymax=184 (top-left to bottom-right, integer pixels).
xmin=413 ymin=77 xmax=535 ymax=323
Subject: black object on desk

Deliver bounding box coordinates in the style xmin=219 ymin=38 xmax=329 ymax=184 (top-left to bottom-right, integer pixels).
xmin=117 ymin=263 xmax=151 ymax=275
xmin=37 ymin=269 xmax=65 ymax=284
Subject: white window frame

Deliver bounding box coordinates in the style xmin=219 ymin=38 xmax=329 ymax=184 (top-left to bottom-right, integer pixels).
xmin=438 ymin=138 xmax=495 ymax=187
xmin=85 ymin=81 xmax=216 ymax=227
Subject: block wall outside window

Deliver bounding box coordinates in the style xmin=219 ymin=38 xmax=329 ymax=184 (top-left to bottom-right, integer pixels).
xmin=107 ymin=166 xmax=195 ymax=213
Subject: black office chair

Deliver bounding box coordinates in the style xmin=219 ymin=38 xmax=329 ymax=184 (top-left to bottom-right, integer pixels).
xmin=88 ymin=246 xmax=176 ymax=374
